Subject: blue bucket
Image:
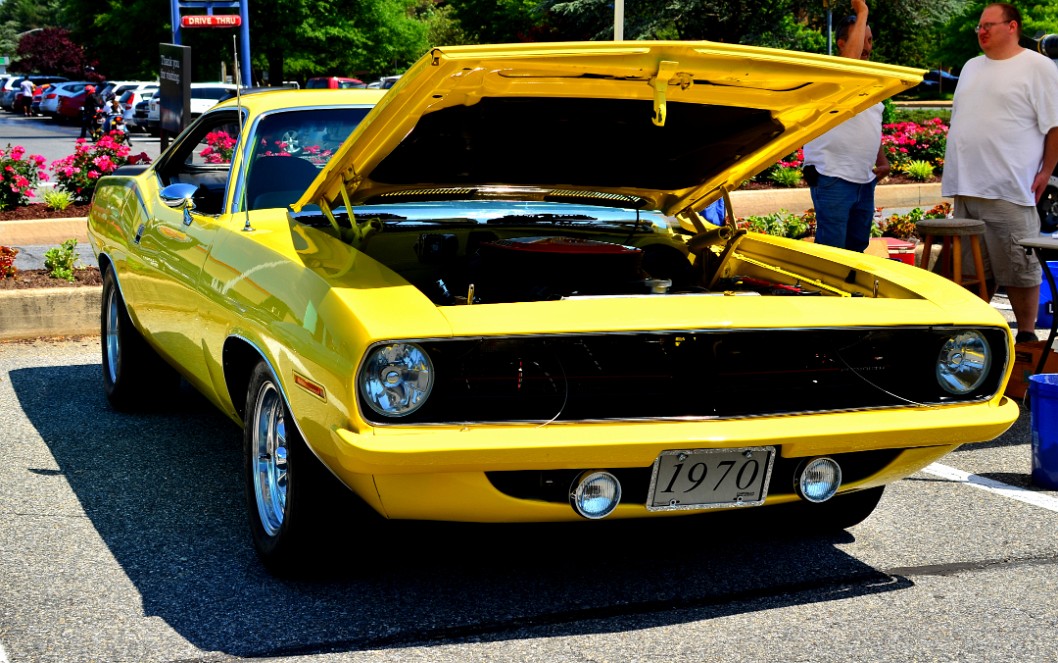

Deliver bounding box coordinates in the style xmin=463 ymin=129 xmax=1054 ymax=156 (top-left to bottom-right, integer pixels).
xmin=1029 ymin=373 xmax=1058 ymax=490
xmin=1036 ymin=261 xmax=1058 ymax=329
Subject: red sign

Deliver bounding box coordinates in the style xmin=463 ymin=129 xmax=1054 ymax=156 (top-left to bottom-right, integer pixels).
xmin=181 ymin=14 xmax=242 ymax=28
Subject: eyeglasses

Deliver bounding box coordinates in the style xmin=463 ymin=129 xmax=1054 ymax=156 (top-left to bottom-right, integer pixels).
xmin=974 ymin=20 xmax=1013 ymax=33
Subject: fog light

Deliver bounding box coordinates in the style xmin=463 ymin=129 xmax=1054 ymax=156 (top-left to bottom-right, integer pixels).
xmin=570 ymin=471 xmax=621 ymax=519
xmin=797 ymin=457 xmax=842 ymax=503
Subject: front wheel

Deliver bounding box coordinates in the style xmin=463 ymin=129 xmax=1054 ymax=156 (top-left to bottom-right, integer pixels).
xmin=244 ymin=361 xmax=360 ymax=573
xmin=772 ymin=486 xmax=886 ymax=534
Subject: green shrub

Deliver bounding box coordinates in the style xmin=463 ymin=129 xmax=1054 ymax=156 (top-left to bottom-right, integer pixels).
xmin=903 ymin=160 xmax=936 ymax=181
xmin=44 ymin=239 xmax=79 ymax=282
xmin=892 ymin=108 xmax=951 ymax=125
xmin=42 ymin=188 xmax=73 ymax=211
xmin=736 ymin=209 xmax=814 ymax=239
xmin=768 ymin=166 xmax=803 ymax=188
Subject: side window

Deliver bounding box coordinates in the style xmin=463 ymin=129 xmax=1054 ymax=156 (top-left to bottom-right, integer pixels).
xmin=156 ymin=111 xmax=242 ymax=215
xmin=191 ymin=124 xmax=240 ymax=167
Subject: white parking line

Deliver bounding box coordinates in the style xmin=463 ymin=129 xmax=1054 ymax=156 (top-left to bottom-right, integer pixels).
xmin=924 ymin=463 xmax=1058 ymax=513
xmin=0 ymin=641 xmax=9 ymax=663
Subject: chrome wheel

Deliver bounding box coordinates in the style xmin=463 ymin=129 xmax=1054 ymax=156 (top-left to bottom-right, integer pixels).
xmin=104 ymin=286 xmax=121 ymax=385
xmin=251 ymin=379 xmax=288 ymax=536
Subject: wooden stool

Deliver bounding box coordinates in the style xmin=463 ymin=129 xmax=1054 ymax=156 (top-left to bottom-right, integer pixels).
xmin=916 ymin=218 xmax=989 ymax=301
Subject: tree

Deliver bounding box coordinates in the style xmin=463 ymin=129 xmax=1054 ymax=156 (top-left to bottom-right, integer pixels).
xmin=12 ymin=27 xmax=93 ymax=77
xmin=933 ymin=1 xmax=1058 ymax=73
xmin=60 ymin=0 xmax=169 ymax=80
xmin=447 ymin=0 xmax=548 ymax=43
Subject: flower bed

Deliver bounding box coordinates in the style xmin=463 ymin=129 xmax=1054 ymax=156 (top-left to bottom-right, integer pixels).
xmin=752 ymin=115 xmax=949 ymax=188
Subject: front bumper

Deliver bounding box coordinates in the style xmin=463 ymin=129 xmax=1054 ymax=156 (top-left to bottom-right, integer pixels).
xmin=327 ymin=398 xmax=1018 ymax=521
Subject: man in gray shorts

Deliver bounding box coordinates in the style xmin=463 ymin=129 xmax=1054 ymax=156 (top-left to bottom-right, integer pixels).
xmin=942 ymin=2 xmax=1058 ymax=342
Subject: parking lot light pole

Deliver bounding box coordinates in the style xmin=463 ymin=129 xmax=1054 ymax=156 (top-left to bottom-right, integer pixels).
xmin=614 ymin=0 xmax=623 ymax=40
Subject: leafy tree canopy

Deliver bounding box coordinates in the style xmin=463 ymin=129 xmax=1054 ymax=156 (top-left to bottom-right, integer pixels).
xmin=12 ymin=27 xmax=92 ymax=77
xmin=0 ymin=0 xmax=1052 ymax=87
xmin=933 ymin=1 xmax=1058 ymax=72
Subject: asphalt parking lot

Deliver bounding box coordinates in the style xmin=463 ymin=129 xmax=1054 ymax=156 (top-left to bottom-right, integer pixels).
xmin=1 ymin=337 xmax=1056 ymax=662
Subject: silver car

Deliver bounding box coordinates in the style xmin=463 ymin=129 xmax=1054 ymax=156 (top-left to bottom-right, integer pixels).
xmin=39 ymin=81 xmax=92 ymax=118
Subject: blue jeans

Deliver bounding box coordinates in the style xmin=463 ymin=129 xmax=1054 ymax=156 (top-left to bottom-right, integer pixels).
xmin=809 ymin=174 xmax=877 ymax=252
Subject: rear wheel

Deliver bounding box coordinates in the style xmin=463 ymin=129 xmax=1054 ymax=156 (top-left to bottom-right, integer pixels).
xmin=100 ymin=266 xmax=178 ymax=409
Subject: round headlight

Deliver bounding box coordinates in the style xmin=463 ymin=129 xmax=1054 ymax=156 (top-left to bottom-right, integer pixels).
xmin=936 ymin=331 xmax=991 ymax=395
xmin=797 ymin=457 xmax=842 ymax=503
xmin=359 ymin=343 xmax=434 ymax=417
xmin=570 ymin=471 xmax=622 ymax=519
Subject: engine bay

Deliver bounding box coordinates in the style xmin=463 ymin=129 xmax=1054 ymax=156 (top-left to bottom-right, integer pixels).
xmin=294 ymin=203 xmax=884 ymax=305
xmin=367 ymin=227 xmax=826 ymax=305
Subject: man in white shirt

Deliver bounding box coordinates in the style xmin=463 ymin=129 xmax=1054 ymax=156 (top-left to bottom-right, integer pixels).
xmin=942 ymin=2 xmax=1058 ymax=343
xmin=802 ymin=0 xmax=890 ymax=252
xmin=18 ymin=78 xmax=34 ymax=117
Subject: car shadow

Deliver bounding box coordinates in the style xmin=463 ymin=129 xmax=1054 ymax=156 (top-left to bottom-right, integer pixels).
xmin=10 ymin=363 xmax=913 ymax=658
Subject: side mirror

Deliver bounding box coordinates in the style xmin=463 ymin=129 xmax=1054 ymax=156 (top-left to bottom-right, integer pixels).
xmin=160 ymin=183 xmax=198 ymax=210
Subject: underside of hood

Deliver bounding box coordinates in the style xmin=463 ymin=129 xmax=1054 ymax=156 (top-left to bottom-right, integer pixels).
xmin=295 ymin=41 xmax=923 ymax=218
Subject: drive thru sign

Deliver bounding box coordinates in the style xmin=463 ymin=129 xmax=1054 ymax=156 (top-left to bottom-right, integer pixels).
xmin=180 ymin=14 xmax=242 ymax=27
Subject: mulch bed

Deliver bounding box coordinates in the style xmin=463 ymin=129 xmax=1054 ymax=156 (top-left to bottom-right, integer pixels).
xmin=0 ymin=202 xmax=91 ymax=221
xmin=0 ymin=267 xmax=102 ymax=290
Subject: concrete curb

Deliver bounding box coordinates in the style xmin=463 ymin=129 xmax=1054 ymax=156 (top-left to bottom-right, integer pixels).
xmin=0 ymin=217 xmax=88 ymax=245
xmin=0 ymin=286 xmax=101 ymax=340
xmin=731 ymin=183 xmax=945 ymax=217
xmin=0 ymin=184 xmax=948 ymax=341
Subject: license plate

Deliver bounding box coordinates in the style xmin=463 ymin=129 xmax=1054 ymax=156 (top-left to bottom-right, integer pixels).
xmin=646 ymin=447 xmax=775 ymax=511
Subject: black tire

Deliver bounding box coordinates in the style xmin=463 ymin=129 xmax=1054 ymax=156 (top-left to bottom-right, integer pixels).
xmin=1038 ymin=180 xmax=1058 ymax=235
xmin=772 ymin=486 xmax=886 ymax=534
xmin=100 ymin=266 xmax=178 ymax=409
xmin=243 ymin=361 xmax=366 ymax=574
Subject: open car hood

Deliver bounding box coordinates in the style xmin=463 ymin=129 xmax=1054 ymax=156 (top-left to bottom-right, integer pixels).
xmin=295 ymin=41 xmax=923 ymax=218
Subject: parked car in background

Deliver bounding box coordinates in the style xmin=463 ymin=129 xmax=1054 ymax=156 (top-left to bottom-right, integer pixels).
xmin=366 ymin=75 xmax=402 ymax=89
xmin=41 ymin=81 xmax=93 ymax=118
xmin=119 ymin=86 xmax=157 ymax=131
xmin=4 ymin=75 xmax=67 ymax=112
xmin=29 ymin=83 xmax=51 ymax=115
xmin=0 ymin=77 xmax=20 ymax=111
xmin=306 ymin=76 xmax=366 ymax=89
xmin=145 ymin=94 xmax=159 ymax=135
xmin=920 ymin=69 xmax=959 ymax=90
xmin=98 ymin=80 xmax=156 ymax=103
xmin=147 ymin=83 xmax=239 ymax=135
xmin=189 ymin=82 xmax=238 ymax=116
xmin=128 ymin=95 xmax=155 ymax=133
xmin=87 ymin=43 xmax=1017 ymax=575
xmin=56 ymin=88 xmax=89 ymax=124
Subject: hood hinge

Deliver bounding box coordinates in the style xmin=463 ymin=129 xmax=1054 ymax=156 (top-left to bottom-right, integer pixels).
xmin=652 ymin=61 xmax=692 ymax=127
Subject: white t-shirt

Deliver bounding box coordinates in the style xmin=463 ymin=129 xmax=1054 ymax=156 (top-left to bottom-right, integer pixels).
xmin=942 ymin=49 xmax=1058 ymax=207
xmin=19 ymin=79 xmax=33 ymax=96
xmin=802 ymin=102 xmax=884 ymax=184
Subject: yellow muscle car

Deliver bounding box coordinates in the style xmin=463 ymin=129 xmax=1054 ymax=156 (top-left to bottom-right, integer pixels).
xmin=88 ymin=42 xmax=1018 ymax=574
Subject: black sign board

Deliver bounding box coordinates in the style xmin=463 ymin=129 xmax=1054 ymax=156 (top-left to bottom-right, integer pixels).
xmin=159 ymin=44 xmax=191 ymax=149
